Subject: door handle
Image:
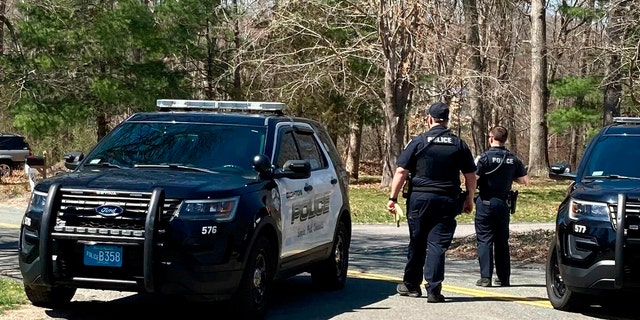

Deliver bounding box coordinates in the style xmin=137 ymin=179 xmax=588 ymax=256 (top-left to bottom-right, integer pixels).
xmin=330 ymin=178 xmax=338 ymax=185
xmin=304 ymin=184 xmax=313 ymax=192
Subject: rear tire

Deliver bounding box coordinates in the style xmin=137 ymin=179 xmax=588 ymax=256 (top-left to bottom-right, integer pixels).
xmin=24 ymin=284 xmax=76 ymax=308
xmin=311 ymin=220 xmax=350 ymax=290
xmin=545 ymin=237 xmax=583 ymax=311
xmin=0 ymin=162 xmax=11 ymax=177
xmin=234 ymin=236 xmax=274 ymax=319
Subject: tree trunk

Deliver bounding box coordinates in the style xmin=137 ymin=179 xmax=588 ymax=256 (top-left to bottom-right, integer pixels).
xmin=528 ymin=0 xmax=550 ymax=177
xmin=232 ymin=0 xmax=242 ymax=100
xmin=346 ymin=116 xmax=363 ymax=180
xmin=0 ymin=0 xmax=5 ymax=55
xmin=379 ymin=1 xmax=417 ymax=188
xmin=603 ymin=1 xmax=625 ymax=126
xmin=381 ymin=67 xmax=408 ymax=187
xmin=463 ymin=0 xmax=486 ymax=156
xmin=96 ymin=113 xmax=108 ymax=142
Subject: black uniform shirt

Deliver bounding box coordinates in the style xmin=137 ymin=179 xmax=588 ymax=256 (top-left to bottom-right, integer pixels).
xmin=397 ymin=126 xmax=476 ymax=195
xmin=476 ymin=146 xmax=527 ymax=199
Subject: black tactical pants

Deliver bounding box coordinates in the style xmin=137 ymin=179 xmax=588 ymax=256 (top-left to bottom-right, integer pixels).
xmin=403 ymin=192 xmax=457 ymax=294
xmin=474 ymin=196 xmax=511 ymax=282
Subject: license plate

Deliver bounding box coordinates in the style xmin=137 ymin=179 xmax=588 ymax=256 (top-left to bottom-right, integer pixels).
xmin=84 ymin=245 xmax=123 ymax=267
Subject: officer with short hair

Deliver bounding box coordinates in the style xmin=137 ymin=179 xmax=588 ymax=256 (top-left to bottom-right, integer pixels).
xmin=474 ymin=126 xmax=529 ymax=287
xmin=387 ymin=101 xmax=476 ymax=303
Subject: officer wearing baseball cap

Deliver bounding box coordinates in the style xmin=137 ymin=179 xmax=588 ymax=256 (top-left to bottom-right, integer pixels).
xmin=387 ymin=101 xmax=476 ymax=302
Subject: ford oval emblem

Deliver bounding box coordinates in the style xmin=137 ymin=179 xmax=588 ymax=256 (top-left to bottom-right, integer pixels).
xmin=95 ymin=205 xmax=124 ymax=217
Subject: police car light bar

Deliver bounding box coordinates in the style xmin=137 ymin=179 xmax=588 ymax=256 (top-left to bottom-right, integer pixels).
xmin=156 ymin=99 xmax=285 ymax=112
xmin=613 ymin=117 xmax=640 ymax=125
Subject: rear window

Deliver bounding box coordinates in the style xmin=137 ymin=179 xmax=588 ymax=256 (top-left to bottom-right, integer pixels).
xmin=0 ymin=137 xmax=29 ymax=150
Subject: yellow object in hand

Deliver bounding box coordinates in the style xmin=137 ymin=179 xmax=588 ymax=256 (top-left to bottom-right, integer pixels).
xmin=394 ymin=205 xmax=404 ymax=228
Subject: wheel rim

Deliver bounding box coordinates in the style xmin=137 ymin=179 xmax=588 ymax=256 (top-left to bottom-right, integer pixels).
xmin=0 ymin=164 xmax=10 ymax=177
xmin=550 ymin=251 xmax=566 ymax=297
xmin=252 ymin=251 xmax=267 ymax=304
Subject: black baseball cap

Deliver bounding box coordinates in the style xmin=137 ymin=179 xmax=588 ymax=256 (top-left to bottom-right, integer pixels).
xmin=427 ymin=102 xmax=449 ymax=121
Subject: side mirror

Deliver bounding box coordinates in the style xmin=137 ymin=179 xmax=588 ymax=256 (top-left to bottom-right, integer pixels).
xmin=64 ymin=151 xmax=85 ymax=170
xmin=274 ymin=160 xmax=311 ymax=179
xmin=253 ymin=154 xmax=273 ymax=176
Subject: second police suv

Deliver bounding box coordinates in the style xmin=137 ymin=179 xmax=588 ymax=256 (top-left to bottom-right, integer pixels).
xmin=546 ymin=117 xmax=640 ymax=311
xmin=18 ymin=99 xmax=352 ymax=319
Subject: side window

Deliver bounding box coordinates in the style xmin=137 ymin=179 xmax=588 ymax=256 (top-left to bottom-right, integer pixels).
xmin=294 ymin=132 xmax=327 ymax=170
xmin=276 ymin=131 xmax=300 ymax=168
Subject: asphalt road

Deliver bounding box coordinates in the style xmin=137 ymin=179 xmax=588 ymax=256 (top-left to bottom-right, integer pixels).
xmin=0 ymin=205 xmax=637 ymax=319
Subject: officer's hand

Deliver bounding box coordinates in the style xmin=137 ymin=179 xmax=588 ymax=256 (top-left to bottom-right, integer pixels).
xmin=463 ymin=198 xmax=473 ymax=213
xmin=386 ymin=200 xmax=397 ymax=213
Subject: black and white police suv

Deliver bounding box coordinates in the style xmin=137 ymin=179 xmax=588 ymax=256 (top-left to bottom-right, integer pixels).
xmin=18 ymin=99 xmax=351 ymax=318
xmin=546 ymin=117 xmax=640 ymax=311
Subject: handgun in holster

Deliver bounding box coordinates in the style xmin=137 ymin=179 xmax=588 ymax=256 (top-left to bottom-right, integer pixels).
xmin=507 ymin=190 xmax=518 ymax=214
xmin=402 ymin=173 xmax=413 ymax=199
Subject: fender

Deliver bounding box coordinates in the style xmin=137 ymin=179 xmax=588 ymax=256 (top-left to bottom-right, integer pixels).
xmin=240 ymin=213 xmax=279 ymax=270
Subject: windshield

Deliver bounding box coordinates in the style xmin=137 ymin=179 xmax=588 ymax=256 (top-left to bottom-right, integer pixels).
xmin=583 ymin=135 xmax=640 ymax=179
xmin=83 ymin=122 xmax=266 ymax=176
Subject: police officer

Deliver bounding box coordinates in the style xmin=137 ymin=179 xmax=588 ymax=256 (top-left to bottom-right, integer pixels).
xmin=474 ymin=126 xmax=529 ymax=287
xmin=387 ymin=101 xmax=476 ymax=302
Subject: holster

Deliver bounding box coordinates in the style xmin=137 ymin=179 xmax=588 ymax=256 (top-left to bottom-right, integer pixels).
xmin=506 ymin=190 xmax=518 ymax=214
xmin=402 ymin=174 xmax=413 ymax=199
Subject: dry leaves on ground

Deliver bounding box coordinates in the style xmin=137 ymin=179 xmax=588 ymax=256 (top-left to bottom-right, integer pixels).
xmin=448 ymin=229 xmax=554 ymax=264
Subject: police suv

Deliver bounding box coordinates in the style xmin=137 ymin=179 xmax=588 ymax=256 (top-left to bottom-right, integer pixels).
xmin=18 ymin=99 xmax=351 ymax=319
xmin=546 ymin=117 xmax=640 ymax=311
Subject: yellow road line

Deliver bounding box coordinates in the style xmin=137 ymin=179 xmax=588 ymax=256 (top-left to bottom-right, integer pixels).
xmin=348 ymin=270 xmax=552 ymax=308
xmin=0 ymin=222 xmax=20 ymax=229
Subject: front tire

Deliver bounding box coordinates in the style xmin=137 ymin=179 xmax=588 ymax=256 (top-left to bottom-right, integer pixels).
xmin=311 ymin=220 xmax=350 ymax=290
xmin=24 ymin=284 xmax=76 ymax=308
xmin=545 ymin=237 xmax=583 ymax=311
xmin=234 ymin=236 xmax=274 ymax=319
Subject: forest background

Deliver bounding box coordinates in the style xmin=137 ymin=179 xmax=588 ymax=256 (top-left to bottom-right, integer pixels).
xmin=0 ymin=0 xmax=637 ymax=185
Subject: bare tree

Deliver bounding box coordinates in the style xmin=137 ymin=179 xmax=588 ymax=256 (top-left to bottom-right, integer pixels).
xmin=528 ymin=0 xmax=550 ymax=177
xmin=603 ymin=0 xmax=626 ymax=125
xmin=378 ymin=1 xmax=421 ymax=187
xmin=462 ymin=0 xmax=486 ymax=155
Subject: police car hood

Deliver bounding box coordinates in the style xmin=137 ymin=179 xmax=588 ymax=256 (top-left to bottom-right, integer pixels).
xmin=34 ymin=168 xmax=258 ymax=198
xmin=573 ymin=178 xmax=640 ymax=202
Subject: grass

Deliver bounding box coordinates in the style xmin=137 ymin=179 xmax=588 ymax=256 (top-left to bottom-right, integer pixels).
xmin=349 ymin=175 xmax=570 ymax=224
xmin=0 ymin=278 xmax=27 ymax=315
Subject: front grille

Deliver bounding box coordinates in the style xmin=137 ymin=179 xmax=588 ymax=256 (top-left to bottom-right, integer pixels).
xmin=609 ymin=201 xmax=640 ymax=235
xmin=52 ymin=188 xmax=180 ymax=238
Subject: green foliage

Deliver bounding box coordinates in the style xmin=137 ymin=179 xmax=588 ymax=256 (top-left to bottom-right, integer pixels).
xmin=558 ymin=4 xmax=606 ymax=21
xmin=0 ymin=278 xmax=27 ymax=315
xmin=547 ymin=107 xmax=600 ymax=134
xmin=547 ymin=76 xmax=602 ymax=134
xmin=549 ymin=76 xmax=600 ymax=99
xmin=4 ymin=0 xmax=194 ymax=145
xmin=559 ymin=5 xmax=607 ymax=21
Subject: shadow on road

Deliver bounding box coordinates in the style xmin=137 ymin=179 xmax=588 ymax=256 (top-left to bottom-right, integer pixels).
xmin=37 ymin=275 xmax=396 ymax=320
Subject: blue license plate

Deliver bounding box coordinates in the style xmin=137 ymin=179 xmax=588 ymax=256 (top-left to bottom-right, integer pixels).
xmin=83 ymin=245 xmax=123 ymax=267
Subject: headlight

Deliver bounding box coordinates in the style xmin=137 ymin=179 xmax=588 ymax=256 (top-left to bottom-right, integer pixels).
xmin=176 ymin=197 xmax=239 ymax=222
xmin=27 ymin=190 xmax=48 ymax=216
xmin=569 ymin=199 xmax=609 ymax=221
